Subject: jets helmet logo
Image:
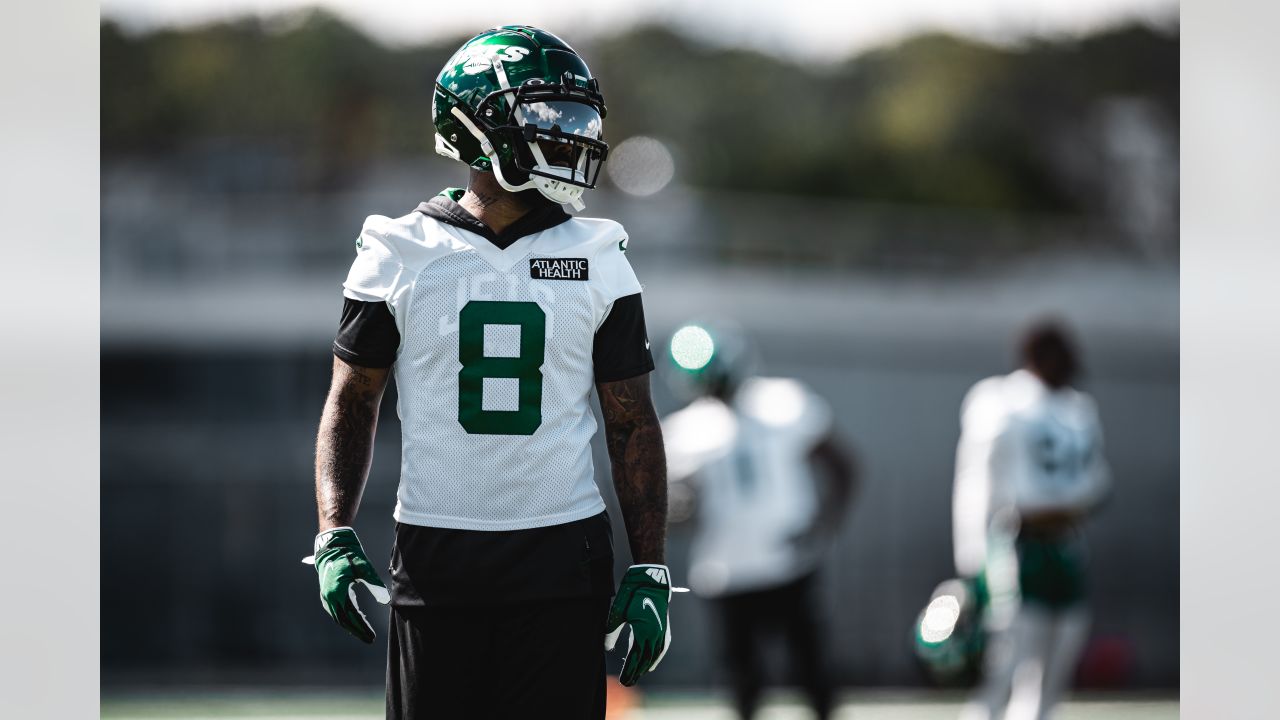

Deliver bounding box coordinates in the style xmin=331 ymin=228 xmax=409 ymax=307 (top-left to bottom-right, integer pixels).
xmin=452 ymin=44 xmax=531 ymax=75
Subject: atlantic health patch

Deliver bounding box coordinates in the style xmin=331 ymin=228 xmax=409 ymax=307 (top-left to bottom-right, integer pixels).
xmin=530 ymin=258 xmax=589 ymax=281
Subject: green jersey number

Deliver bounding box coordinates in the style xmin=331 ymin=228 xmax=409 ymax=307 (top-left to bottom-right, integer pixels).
xmin=458 ymin=300 xmax=546 ymax=435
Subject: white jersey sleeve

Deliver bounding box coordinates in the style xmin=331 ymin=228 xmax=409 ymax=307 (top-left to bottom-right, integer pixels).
xmin=342 ymin=213 xmax=470 ymax=341
xmin=662 ymin=398 xmax=738 ymax=483
xmin=795 ymin=382 xmax=835 ymax=447
xmin=341 ymin=215 xmax=418 ymax=343
xmin=343 ymin=216 xmax=404 ymax=301
xmin=586 ymin=227 xmax=643 ymax=331
xmin=952 ymin=376 xmax=1006 ymax=577
xmin=736 ymin=377 xmax=833 ymax=446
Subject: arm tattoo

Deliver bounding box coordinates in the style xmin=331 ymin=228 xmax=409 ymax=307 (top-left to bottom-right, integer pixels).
xmin=598 ymin=374 xmax=667 ymax=565
xmin=315 ymin=359 xmax=390 ymax=530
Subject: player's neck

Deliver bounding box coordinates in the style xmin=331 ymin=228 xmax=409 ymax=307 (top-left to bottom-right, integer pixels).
xmin=458 ymin=171 xmax=545 ymax=235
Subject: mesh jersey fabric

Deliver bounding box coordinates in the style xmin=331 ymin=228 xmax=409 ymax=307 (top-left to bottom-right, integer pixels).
xmin=331 ymin=295 xmax=653 ymax=379
xmin=662 ymin=377 xmax=833 ymax=597
xmin=342 ymin=208 xmax=643 ymax=530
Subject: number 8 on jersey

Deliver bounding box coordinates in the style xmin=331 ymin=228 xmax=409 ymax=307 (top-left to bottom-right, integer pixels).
xmin=458 ymin=300 xmax=547 ymax=436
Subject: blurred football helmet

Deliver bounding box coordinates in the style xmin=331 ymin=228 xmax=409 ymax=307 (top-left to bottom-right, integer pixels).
xmin=913 ymin=576 xmax=988 ymax=686
xmin=432 ymin=26 xmax=609 ymax=210
xmin=663 ymin=321 xmax=758 ymax=401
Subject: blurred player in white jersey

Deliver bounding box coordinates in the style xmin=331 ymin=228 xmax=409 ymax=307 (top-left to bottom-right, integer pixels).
xmin=954 ymin=321 xmax=1111 ymax=720
xmin=661 ymin=322 xmax=857 ymax=720
xmin=305 ymin=27 xmax=677 ymax=719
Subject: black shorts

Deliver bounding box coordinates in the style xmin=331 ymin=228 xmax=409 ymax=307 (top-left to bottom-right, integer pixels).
xmin=385 ymin=512 xmax=615 ymax=720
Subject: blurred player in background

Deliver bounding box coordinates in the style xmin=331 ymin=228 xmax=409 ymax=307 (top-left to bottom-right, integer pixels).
xmin=661 ymin=322 xmax=857 ymax=720
xmin=953 ymin=321 xmax=1111 ymax=720
xmin=306 ymin=26 xmax=676 ymax=719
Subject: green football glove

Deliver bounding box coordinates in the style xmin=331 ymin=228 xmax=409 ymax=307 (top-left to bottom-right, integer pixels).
xmin=301 ymin=527 xmax=390 ymax=644
xmin=604 ymin=564 xmax=688 ymax=686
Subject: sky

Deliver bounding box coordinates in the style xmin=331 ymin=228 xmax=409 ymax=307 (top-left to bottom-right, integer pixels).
xmin=101 ymin=0 xmax=1179 ymax=63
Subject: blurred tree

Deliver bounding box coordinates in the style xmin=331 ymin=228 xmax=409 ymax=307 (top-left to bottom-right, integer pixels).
xmin=101 ymin=12 xmax=1177 ymax=216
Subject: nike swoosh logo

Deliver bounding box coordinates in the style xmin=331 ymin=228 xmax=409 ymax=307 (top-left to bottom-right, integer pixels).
xmin=642 ymin=597 xmax=663 ymax=630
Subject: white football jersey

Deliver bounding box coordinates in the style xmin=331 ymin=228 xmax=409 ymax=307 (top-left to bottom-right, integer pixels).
xmin=343 ymin=208 xmax=642 ymax=530
xmin=663 ymin=377 xmax=832 ymax=597
xmin=952 ymin=369 xmax=1110 ymax=576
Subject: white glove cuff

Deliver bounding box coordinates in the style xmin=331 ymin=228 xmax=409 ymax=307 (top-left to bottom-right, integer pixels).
xmin=302 ymin=526 xmax=357 ymax=564
xmin=314 ymin=526 xmax=355 ymax=554
xmin=628 ymin=564 xmax=690 ymax=593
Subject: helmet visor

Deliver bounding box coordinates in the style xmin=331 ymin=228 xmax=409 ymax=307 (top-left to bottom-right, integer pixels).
xmin=516 ymin=100 xmax=603 ymax=140
xmin=520 ymin=130 xmax=604 ymax=188
xmin=506 ymin=99 xmax=608 ymax=190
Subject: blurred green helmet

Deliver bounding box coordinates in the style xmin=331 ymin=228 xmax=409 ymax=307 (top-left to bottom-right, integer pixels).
xmin=664 ymin=321 xmax=758 ymax=400
xmin=913 ymin=576 xmax=988 ymax=686
xmin=432 ymin=26 xmax=609 ymax=210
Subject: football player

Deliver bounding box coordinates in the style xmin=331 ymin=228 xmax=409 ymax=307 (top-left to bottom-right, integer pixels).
xmin=660 ymin=322 xmax=856 ymax=720
xmin=953 ymin=321 xmax=1111 ymax=720
xmin=305 ymin=26 xmax=675 ymax=719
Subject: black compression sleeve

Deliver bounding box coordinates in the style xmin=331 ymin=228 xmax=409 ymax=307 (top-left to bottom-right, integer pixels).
xmin=593 ymin=293 xmax=655 ymax=382
xmin=333 ymin=297 xmax=400 ymax=368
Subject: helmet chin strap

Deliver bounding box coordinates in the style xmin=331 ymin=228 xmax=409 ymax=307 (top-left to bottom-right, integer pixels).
xmin=451 ymin=106 xmax=584 ymax=210
xmin=527 ymin=142 xmax=587 ymax=210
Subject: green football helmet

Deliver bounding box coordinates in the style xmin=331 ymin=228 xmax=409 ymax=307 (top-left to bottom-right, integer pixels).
xmin=433 ymin=26 xmax=608 ymax=210
xmin=663 ymin=320 xmax=758 ymax=401
xmin=913 ymin=576 xmax=988 ymax=686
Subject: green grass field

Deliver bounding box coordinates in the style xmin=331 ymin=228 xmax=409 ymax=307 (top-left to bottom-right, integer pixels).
xmin=101 ymin=689 xmax=1177 ymax=720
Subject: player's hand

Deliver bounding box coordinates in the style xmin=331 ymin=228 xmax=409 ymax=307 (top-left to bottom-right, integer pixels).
xmin=302 ymin=527 xmax=390 ymax=644
xmin=604 ymin=564 xmax=688 ymax=686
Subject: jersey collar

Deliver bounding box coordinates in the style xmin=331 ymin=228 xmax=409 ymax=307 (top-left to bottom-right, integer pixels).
xmin=415 ymin=188 xmax=571 ymax=250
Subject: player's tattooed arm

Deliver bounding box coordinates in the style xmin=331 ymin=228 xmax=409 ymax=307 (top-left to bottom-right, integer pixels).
xmin=597 ymin=374 xmax=668 ymax=565
xmin=315 ymin=357 xmax=391 ymax=531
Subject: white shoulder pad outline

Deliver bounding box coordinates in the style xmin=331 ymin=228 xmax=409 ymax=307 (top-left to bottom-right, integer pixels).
xmin=959 ymin=375 xmax=1008 ymax=425
xmin=371 ymin=207 xmax=478 ymax=258
xmin=534 ymin=216 xmax=628 ymax=258
xmin=737 ymin=377 xmax=833 ymax=440
xmin=343 ymin=215 xmax=403 ymax=303
xmin=585 ymin=219 xmax=639 ymax=302
xmin=376 ymin=210 xmax=474 ymax=271
xmin=344 ymin=210 xmax=476 ymax=305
